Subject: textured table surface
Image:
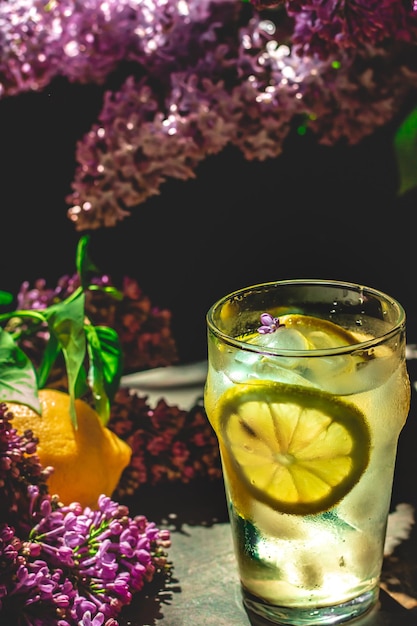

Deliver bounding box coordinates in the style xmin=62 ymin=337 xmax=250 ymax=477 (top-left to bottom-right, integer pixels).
xmin=118 ymin=465 xmax=417 ymax=626
xmin=119 ymin=520 xmax=417 ymax=625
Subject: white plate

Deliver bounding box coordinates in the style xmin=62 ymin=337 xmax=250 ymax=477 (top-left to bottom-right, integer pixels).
xmin=120 ymin=360 xmax=207 ymax=410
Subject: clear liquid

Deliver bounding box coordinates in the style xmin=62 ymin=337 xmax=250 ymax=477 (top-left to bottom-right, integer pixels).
xmin=205 ymin=326 xmax=410 ymax=624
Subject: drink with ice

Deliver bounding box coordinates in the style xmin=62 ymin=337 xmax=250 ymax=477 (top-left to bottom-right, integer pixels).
xmin=204 ymin=280 xmax=410 ymax=625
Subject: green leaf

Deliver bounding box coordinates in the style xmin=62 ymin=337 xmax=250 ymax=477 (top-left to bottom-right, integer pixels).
xmin=76 ymin=234 xmax=100 ymax=291
xmin=394 ymin=106 xmax=417 ymax=195
xmin=45 ymin=293 xmax=87 ymax=427
xmin=0 ymin=328 xmax=40 ymax=412
xmin=36 ymin=331 xmax=61 ymax=388
xmin=88 ymin=284 xmax=124 ymax=301
xmin=77 ymin=235 xmax=124 ymax=301
xmin=95 ymin=326 xmax=124 ymax=399
xmin=0 ymin=236 xmax=125 ymax=429
xmin=85 ymin=326 xmax=109 ymax=425
xmin=85 ymin=325 xmax=124 ymax=425
xmin=0 ymin=291 xmax=13 ymax=306
xmin=73 ymin=364 xmax=89 ymax=399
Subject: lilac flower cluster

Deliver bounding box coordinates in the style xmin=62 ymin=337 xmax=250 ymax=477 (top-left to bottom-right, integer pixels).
xmin=285 ymin=1 xmax=417 ymax=57
xmin=0 ymin=403 xmax=51 ymax=535
xmin=0 ymin=404 xmax=171 ymax=626
xmin=13 ymin=273 xmax=178 ymax=378
xmin=1 ymin=1 xmax=416 ymax=230
xmin=109 ymin=389 xmax=221 ymax=499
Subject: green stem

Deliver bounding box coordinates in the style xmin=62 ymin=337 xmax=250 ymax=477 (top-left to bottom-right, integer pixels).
xmin=0 ymin=310 xmax=47 ymax=325
xmin=61 ymin=286 xmax=84 ymax=305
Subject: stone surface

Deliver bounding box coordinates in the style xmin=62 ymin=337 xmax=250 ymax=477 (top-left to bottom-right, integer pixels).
xmin=119 ymin=521 xmax=417 ymax=625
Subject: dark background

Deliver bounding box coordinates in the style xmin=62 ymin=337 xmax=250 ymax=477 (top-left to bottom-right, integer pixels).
xmin=1 ymin=76 xmax=416 ymax=364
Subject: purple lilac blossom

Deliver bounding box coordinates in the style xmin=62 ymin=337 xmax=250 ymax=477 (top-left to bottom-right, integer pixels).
xmin=258 ymin=313 xmax=284 ymax=333
xmin=286 ymin=0 xmax=417 ymax=57
xmin=0 ymin=494 xmax=171 ymax=624
xmin=0 ymin=528 xmax=77 ymax=626
xmin=27 ymin=495 xmax=171 ymax=622
xmin=0 ymin=0 xmax=240 ymax=96
xmin=78 ymin=613 xmax=118 ymax=626
xmin=13 ymin=274 xmax=179 ymax=375
xmin=0 ymin=1 xmax=416 ymax=230
xmin=0 ymin=403 xmax=52 ymax=535
xmin=109 ymin=389 xmax=222 ymax=498
xmin=0 ymin=404 xmax=172 ymax=625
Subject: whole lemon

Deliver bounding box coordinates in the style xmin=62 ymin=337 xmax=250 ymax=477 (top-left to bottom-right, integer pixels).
xmin=7 ymin=389 xmax=132 ymax=508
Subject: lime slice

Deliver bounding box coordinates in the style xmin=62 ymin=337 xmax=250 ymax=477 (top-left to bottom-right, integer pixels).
xmin=217 ymin=381 xmax=370 ymax=516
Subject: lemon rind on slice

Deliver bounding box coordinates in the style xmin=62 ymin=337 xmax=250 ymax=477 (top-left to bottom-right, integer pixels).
xmin=218 ymin=381 xmax=370 ymax=516
xmin=277 ymin=313 xmax=359 ymax=349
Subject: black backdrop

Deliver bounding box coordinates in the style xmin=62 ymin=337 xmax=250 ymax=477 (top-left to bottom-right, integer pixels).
xmin=1 ymin=76 xmax=416 ymax=364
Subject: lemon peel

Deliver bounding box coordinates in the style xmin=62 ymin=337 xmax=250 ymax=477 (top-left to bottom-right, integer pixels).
xmin=7 ymin=388 xmax=132 ymax=508
xmin=275 ymin=314 xmax=359 ymax=349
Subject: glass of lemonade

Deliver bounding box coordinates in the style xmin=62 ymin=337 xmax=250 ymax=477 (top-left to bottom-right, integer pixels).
xmin=204 ymin=279 xmax=411 ymax=625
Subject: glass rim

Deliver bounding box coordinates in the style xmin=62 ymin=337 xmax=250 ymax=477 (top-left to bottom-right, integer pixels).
xmin=206 ymin=278 xmax=407 ymax=357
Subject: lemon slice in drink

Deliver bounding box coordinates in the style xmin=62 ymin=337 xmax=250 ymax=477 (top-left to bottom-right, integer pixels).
xmin=217 ymin=381 xmax=370 ymax=516
xmin=276 ymin=314 xmax=359 ymax=349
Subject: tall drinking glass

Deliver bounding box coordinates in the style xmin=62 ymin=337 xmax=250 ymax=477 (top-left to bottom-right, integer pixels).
xmin=204 ymin=279 xmax=410 ymax=625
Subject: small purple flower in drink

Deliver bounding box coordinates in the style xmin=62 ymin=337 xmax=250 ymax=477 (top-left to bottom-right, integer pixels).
xmin=258 ymin=313 xmax=285 ymax=334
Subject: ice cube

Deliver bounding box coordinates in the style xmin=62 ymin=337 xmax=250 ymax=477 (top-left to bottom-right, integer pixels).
xmin=306 ymin=352 xmax=396 ymax=396
xmin=304 ymin=354 xmax=357 ymax=393
xmin=231 ymin=351 xmax=316 ymax=387
xmin=249 ymin=328 xmax=310 ymax=352
xmin=228 ymin=328 xmax=318 ymax=386
xmin=253 ymin=358 xmax=318 ymax=387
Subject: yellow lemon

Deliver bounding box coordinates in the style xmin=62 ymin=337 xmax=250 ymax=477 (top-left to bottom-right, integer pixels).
xmin=7 ymin=389 xmax=132 ymax=508
xmin=215 ymin=381 xmax=370 ymax=516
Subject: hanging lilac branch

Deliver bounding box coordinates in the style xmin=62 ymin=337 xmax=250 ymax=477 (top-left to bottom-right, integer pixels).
xmin=1 ymin=1 xmax=417 ymax=230
xmin=285 ymin=0 xmax=417 ymax=57
xmin=0 ymin=0 xmax=241 ymax=95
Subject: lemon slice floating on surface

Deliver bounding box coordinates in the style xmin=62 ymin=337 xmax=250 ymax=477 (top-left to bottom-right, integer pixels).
xmin=276 ymin=314 xmax=359 ymax=350
xmin=242 ymin=313 xmax=368 ymax=393
xmin=217 ymin=381 xmax=370 ymax=516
